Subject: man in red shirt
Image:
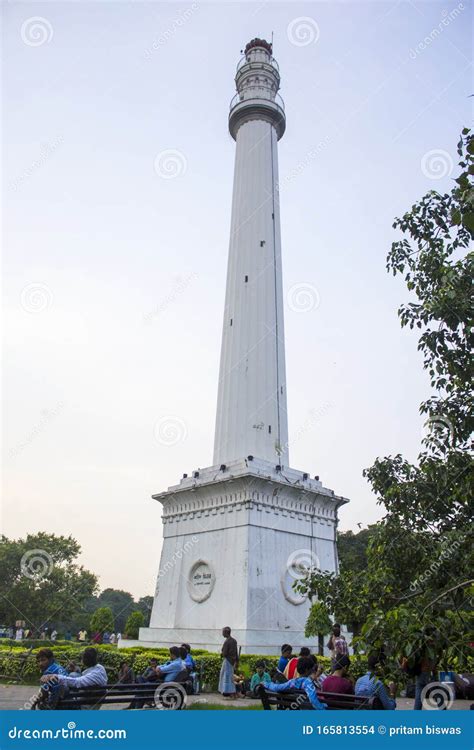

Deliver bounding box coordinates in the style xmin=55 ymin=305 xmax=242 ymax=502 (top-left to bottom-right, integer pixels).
xmin=322 ymin=655 xmax=353 ymax=694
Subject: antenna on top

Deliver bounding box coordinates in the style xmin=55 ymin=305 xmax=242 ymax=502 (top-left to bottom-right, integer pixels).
xmin=271 ymin=30 xmax=274 ymax=52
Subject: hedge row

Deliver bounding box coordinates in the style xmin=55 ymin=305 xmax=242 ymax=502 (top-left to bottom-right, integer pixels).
xmin=2 ymin=643 xmax=472 ymax=693
xmin=0 ymin=644 xmax=351 ymax=691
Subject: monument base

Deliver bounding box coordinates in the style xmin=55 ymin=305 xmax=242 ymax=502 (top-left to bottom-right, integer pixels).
xmin=140 ymin=458 xmax=349 ymax=655
xmin=133 ymin=627 xmax=315 ymax=655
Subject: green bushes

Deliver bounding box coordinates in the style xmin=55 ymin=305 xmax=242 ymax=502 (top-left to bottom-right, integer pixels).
xmin=6 ymin=644 xmax=465 ymax=693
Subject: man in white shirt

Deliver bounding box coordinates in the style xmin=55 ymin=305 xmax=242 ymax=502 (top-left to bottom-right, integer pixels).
xmin=41 ymin=648 xmax=107 ymax=691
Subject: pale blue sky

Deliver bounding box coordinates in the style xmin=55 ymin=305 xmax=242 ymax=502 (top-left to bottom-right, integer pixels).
xmin=3 ymin=1 xmax=472 ymax=597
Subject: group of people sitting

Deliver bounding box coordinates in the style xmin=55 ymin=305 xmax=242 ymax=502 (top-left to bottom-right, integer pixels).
xmin=33 ymin=644 xmax=197 ymax=710
xmin=33 ymin=623 xmax=398 ymax=711
xmin=270 ymin=642 xmax=396 ymax=710
xmin=33 ymin=647 xmax=108 ymax=709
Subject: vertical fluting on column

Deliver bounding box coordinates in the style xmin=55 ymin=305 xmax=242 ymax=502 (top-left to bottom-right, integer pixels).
xmin=213 ymin=40 xmax=288 ymax=466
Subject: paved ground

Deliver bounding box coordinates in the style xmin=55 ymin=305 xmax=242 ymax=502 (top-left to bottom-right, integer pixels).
xmin=0 ymin=684 xmax=471 ymax=711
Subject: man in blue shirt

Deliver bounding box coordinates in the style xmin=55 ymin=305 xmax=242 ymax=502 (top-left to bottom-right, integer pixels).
xmin=155 ymin=647 xmax=187 ymax=682
xmin=180 ymin=644 xmax=196 ymax=671
xmin=355 ymin=653 xmax=397 ymax=709
xmin=34 ymin=648 xmax=68 ymax=709
xmin=264 ymin=656 xmax=327 ymax=710
xmin=127 ymin=647 xmax=187 ymax=709
xmin=277 ymin=644 xmax=292 ymax=673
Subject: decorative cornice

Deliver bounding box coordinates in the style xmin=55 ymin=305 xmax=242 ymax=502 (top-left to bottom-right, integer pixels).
xmin=161 ymin=489 xmax=337 ymax=525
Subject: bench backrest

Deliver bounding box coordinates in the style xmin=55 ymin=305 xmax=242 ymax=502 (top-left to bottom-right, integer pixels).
xmin=57 ymin=682 xmax=181 ymax=709
xmin=259 ymin=686 xmax=380 ymax=710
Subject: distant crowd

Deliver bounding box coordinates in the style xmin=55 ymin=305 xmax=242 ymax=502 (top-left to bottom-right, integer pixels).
xmin=4 ymin=626 xmax=121 ymax=644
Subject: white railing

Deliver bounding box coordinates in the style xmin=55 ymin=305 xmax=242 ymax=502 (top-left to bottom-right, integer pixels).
xmin=236 ymin=56 xmax=280 ymax=74
xmin=229 ymin=92 xmax=285 ymax=111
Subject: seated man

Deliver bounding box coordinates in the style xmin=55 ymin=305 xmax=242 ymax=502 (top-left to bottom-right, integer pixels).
xmin=248 ymin=660 xmax=271 ymax=697
xmin=127 ymin=647 xmax=187 ymax=710
xmin=140 ymin=658 xmax=159 ymax=682
xmin=263 ymin=656 xmax=327 ymax=710
xmin=40 ymin=647 xmax=107 ymax=709
xmin=277 ymin=644 xmax=292 ymax=673
xmin=33 ymin=649 xmax=68 ymax=709
xmin=180 ymin=644 xmax=196 ymax=672
xmin=155 ymin=647 xmax=187 ymax=683
xmin=180 ymin=644 xmax=199 ymax=693
xmin=118 ymin=660 xmax=135 ymax=684
xmin=322 ymin=655 xmax=353 ymax=694
xmin=355 ymin=653 xmax=396 ymax=709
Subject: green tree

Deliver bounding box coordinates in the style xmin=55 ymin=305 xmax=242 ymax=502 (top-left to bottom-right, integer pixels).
xmin=135 ymin=596 xmax=153 ymax=626
xmin=96 ymin=589 xmax=135 ymax=633
xmin=124 ymin=611 xmax=145 ymax=639
xmin=337 ymin=527 xmax=377 ymax=573
xmin=90 ymin=606 xmax=114 ymax=635
xmin=297 ymin=130 xmax=474 ymax=666
xmin=304 ymin=601 xmax=332 ymax=655
xmin=0 ymin=532 xmax=97 ymax=633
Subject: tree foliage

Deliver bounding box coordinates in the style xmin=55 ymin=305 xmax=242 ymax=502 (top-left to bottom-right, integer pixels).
xmin=0 ymin=533 xmax=97 ymax=632
xmin=304 ymin=601 xmax=332 ymax=639
xmin=337 ymin=527 xmax=377 ymax=574
xmin=90 ymin=606 xmax=115 ymax=634
xmin=95 ymin=589 xmax=135 ymax=633
xmin=125 ymin=611 xmax=145 ymax=639
xmin=297 ymin=130 xmax=474 ymax=666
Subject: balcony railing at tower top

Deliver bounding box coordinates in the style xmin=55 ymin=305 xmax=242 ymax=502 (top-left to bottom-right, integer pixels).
xmin=236 ymin=55 xmax=280 ymax=74
xmin=229 ymin=92 xmax=285 ymax=112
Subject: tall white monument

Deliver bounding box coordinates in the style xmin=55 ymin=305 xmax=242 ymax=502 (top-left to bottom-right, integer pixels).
xmin=139 ymin=39 xmax=349 ymax=654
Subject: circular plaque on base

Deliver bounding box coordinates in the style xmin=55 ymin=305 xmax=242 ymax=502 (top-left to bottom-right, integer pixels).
xmin=187 ymin=560 xmax=216 ymax=603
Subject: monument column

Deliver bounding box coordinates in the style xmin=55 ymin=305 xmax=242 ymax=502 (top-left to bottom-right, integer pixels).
xmin=214 ymin=38 xmax=289 ymax=467
xmin=137 ymin=39 xmax=349 ymax=655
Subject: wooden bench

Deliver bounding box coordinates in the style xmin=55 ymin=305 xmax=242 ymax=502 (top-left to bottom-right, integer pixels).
xmin=258 ymin=686 xmax=381 ymax=710
xmin=35 ymin=681 xmax=189 ymax=710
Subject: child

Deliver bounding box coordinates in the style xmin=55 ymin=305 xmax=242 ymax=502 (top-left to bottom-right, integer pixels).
xmin=248 ymin=660 xmax=271 ymax=697
xmin=232 ymin=671 xmax=247 ymax=697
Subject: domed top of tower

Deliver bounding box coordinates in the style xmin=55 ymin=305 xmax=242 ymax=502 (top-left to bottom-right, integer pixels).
xmin=244 ymin=38 xmax=272 ymax=55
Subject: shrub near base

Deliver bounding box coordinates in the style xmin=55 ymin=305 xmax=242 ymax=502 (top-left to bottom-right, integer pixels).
xmin=3 ymin=645 xmax=443 ymax=692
